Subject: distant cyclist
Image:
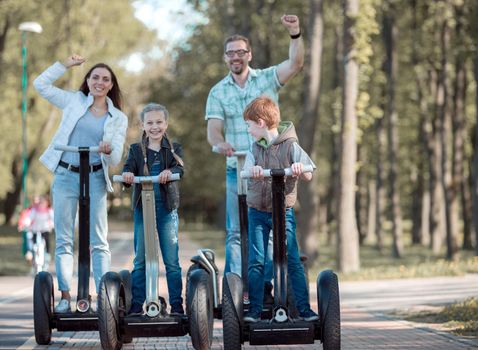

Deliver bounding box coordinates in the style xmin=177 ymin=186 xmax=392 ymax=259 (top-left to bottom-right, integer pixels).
xmin=29 ymin=195 xmax=54 ymax=265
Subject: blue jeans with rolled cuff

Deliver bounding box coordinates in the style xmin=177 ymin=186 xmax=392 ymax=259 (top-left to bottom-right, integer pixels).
xmin=247 ymin=207 xmax=312 ymax=315
xmin=131 ymin=199 xmax=183 ymax=310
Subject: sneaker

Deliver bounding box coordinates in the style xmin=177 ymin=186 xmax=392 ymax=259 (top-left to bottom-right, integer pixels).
xmin=55 ymin=299 xmax=71 ymax=313
xmin=300 ymin=309 xmax=319 ymax=322
xmin=129 ymin=303 xmax=143 ymax=315
xmin=170 ymin=304 xmax=184 ymax=315
xmin=243 ymin=310 xmax=261 ymax=323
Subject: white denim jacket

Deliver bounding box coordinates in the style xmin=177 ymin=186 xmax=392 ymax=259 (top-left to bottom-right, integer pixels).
xmin=33 ymin=62 xmax=128 ymax=192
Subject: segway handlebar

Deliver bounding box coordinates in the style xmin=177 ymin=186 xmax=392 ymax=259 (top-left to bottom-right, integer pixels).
xmin=112 ymin=174 xmax=180 ymax=183
xmin=240 ymin=164 xmax=314 ymax=179
xmin=212 ymin=145 xmax=248 ymax=157
xmin=54 ymin=144 xmax=101 ymax=153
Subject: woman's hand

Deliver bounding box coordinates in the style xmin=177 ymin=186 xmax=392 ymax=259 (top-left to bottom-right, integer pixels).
xmin=159 ymin=169 xmax=173 ymax=184
xmin=122 ymin=172 xmax=135 ymax=185
xmin=98 ymin=141 xmax=112 ymax=155
xmin=62 ymin=54 xmax=86 ymax=68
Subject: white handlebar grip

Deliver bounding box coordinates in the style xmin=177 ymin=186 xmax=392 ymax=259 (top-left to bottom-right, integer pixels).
xmin=54 ymin=144 xmax=101 ymax=153
xmin=113 ymin=173 xmax=180 ymax=183
xmin=240 ymin=165 xmax=314 ymax=179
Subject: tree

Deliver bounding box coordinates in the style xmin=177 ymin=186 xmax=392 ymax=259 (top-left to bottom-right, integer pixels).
xmin=297 ymin=0 xmax=324 ymax=263
xmin=382 ymin=1 xmax=403 ymax=258
xmin=337 ymin=0 xmax=360 ymax=273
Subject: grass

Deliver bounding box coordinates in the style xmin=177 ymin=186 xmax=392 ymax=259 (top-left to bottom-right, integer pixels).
xmin=392 ymin=297 xmax=478 ymax=337
xmin=184 ymin=223 xmax=478 ymax=282
xmin=0 ymin=224 xmax=32 ymax=276
xmin=2 ymin=220 xmax=477 ymax=282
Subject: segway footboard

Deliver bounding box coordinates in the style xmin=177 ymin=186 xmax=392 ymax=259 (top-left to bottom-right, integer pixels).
xmin=247 ymin=320 xmax=316 ymax=345
xmin=121 ymin=315 xmax=188 ymax=338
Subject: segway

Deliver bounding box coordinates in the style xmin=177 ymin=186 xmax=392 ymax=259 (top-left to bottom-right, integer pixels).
xmin=33 ymin=145 xmax=101 ymax=345
xmin=185 ymin=149 xmax=251 ymax=323
xmin=98 ymin=173 xmax=211 ymax=350
xmin=221 ymin=165 xmax=341 ymax=349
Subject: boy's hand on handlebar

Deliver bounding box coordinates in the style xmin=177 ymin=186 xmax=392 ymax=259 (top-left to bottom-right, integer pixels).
xmin=122 ymin=172 xmax=135 ymax=184
xmin=159 ymin=169 xmax=172 ymax=184
xmin=291 ymin=162 xmax=303 ymax=177
xmin=216 ymin=142 xmax=236 ymax=157
xmin=98 ymin=141 xmax=112 ymax=155
xmin=250 ymin=165 xmax=264 ymax=179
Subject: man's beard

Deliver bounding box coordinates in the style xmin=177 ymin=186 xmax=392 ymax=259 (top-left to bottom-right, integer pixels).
xmin=230 ymin=61 xmax=245 ymax=74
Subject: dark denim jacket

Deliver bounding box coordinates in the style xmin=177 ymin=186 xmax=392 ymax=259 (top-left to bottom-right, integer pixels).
xmin=122 ymin=138 xmax=184 ymax=210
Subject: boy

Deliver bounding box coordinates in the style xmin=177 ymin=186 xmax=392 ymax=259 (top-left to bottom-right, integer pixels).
xmin=242 ymin=96 xmax=318 ymax=322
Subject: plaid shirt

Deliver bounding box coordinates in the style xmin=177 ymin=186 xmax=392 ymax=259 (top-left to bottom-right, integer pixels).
xmin=205 ymin=66 xmax=282 ymax=168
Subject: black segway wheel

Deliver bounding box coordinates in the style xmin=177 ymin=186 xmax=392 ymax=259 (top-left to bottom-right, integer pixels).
xmin=188 ymin=268 xmax=213 ymax=350
xmin=317 ymin=270 xmax=341 ymax=350
xmin=118 ymin=270 xmax=132 ymax=314
xmin=222 ymin=273 xmax=243 ymax=350
xmin=98 ymin=272 xmax=123 ymax=350
xmin=118 ymin=270 xmax=132 ymax=344
xmin=33 ymin=271 xmax=53 ymax=345
xmin=185 ymin=263 xmax=201 ymax=316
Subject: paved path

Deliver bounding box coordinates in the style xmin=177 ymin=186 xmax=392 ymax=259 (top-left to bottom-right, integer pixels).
xmin=2 ymin=225 xmax=478 ymax=349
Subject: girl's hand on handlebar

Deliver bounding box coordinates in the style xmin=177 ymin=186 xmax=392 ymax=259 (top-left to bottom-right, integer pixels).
xmin=98 ymin=141 xmax=112 ymax=155
xmin=122 ymin=172 xmax=135 ymax=184
xmin=250 ymin=165 xmax=264 ymax=179
xmin=159 ymin=169 xmax=172 ymax=184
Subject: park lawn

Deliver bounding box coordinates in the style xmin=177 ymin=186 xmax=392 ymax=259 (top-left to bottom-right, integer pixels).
xmin=0 ymin=224 xmax=31 ymax=275
xmin=391 ymin=297 xmax=478 ymax=338
xmin=184 ymin=223 xmax=478 ymax=281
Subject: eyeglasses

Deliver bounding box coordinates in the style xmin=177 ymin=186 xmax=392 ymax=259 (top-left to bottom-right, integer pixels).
xmin=225 ymin=49 xmax=250 ymax=58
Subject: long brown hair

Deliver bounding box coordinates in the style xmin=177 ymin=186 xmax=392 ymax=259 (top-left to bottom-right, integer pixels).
xmin=79 ymin=63 xmax=123 ymax=110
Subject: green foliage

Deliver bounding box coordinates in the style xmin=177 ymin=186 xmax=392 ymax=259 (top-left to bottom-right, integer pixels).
xmin=0 ymin=0 xmax=156 ymax=218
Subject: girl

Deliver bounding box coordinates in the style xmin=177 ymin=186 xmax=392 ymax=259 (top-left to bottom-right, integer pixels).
xmin=33 ymin=54 xmax=128 ymax=313
xmin=122 ymin=103 xmax=184 ymax=315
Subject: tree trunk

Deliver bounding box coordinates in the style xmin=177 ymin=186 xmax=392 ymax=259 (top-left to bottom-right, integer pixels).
xmin=337 ymin=0 xmax=360 ymax=273
xmin=473 ymin=57 xmax=478 ymax=256
xmin=382 ymin=9 xmax=403 ymax=258
xmin=366 ymin=179 xmax=376 ymax=244
xmin=356 ymin=145 xmax=366 ymax=244
xmin=375 ymin=115 xmax=385 ymax=251
xmin=430 ymin=60 xmax=445 ymax=255
xmin=0 ymin=15 xmax=10 ymax=82
xmin=447 ymin=4 xmax=466 ymax=260
xmin=297 ymin=0 xmax=324 ymax=263
xmin=325 ymin=22 xmax=343 ymax=245
xmin=436 ymin=10 xmax=458 ymax=261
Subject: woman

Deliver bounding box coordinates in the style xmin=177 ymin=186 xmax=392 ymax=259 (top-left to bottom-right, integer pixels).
xmin=33 ymin=54 xmax=128 ymax=313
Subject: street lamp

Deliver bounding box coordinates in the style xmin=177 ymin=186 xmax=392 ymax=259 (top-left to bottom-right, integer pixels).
xmin=19 ymin=22 xmax=42 ymax=209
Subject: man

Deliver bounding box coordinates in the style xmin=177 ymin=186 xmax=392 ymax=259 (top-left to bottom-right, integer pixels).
xmin=205 ymin=14 xmax=304 ymax=297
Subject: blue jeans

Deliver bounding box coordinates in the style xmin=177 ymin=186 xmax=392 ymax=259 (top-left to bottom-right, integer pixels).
xmin=131 ymin=199 xmax=182 ymax=309
xmin=52 ymin=166 xmax=110 ymax=293
xmin=225 ymin=167 xmax=273 ymax=281
xmin=247 ymin=207 xmax=311 ymax=314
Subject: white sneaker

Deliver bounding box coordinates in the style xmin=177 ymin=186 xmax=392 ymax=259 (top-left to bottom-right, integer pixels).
xmin=55 ymin=299 xmax=71 ymax=313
